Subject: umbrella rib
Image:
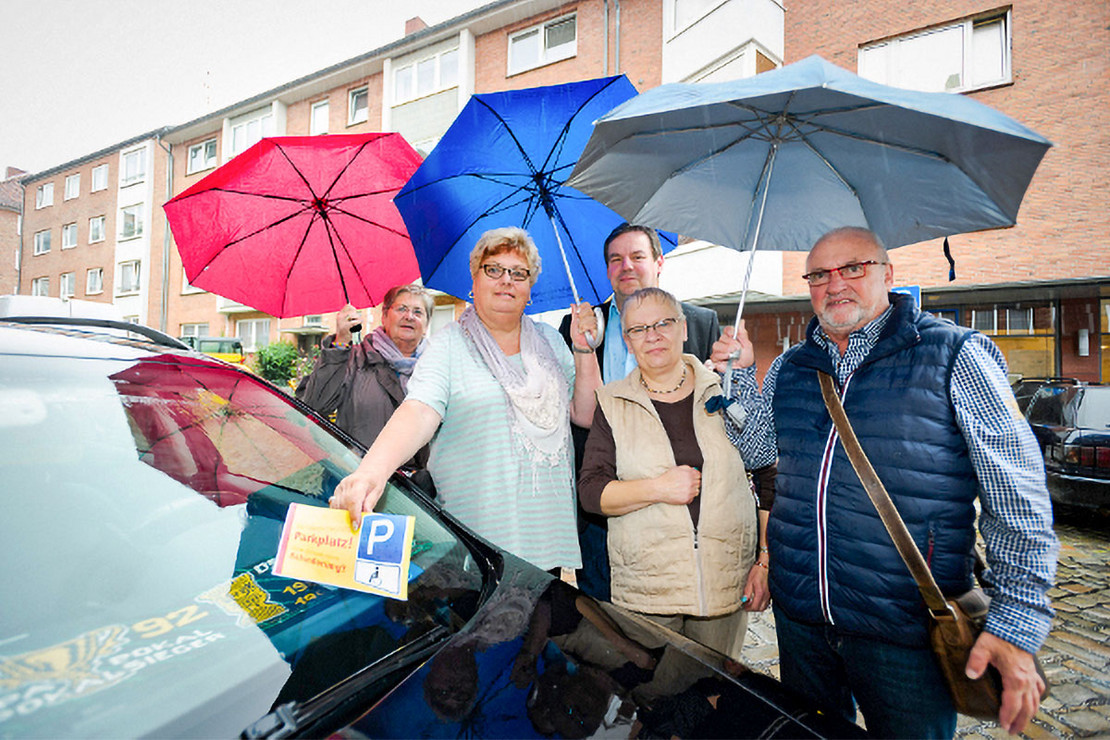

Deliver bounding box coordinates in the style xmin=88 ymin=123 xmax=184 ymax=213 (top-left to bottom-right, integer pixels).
xmin=194 ymin=209 xmax=311 ymax=278
xmin=328 ymin=204 xmax=411 ymax=239
xmin=179 ymin=187 xmax=307 ymax=204
xmin=281 ymin=208 xmax=329 ymax=317
xmin=273 ymin=140 xmax=321 ymax=201
xmin=322 ymin=139 xmax=373 ymax=200
xmin=473 ymin=97 xmax=544 ymax=182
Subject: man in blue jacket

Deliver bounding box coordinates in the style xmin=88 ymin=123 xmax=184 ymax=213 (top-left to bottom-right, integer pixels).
xmin=712 ymin=226 xmax=1057 ymax=738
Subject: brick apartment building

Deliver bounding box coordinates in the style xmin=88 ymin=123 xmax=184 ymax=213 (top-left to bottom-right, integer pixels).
xmin=0 ymin=168 xmax=23 ymax=296
xmin=11 ymin=0 xmax=1109 ymax=381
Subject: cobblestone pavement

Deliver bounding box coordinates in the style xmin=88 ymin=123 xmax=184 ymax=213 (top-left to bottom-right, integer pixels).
xmin=740 ymin=507 xmax=1110 ymax=738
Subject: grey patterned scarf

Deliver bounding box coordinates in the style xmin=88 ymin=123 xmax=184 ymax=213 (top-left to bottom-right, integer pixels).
xmin=457 ymin=306 xmax=570 ymax=465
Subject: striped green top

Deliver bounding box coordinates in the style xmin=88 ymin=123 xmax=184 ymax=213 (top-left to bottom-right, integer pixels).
xmin=406 ymin=321 xmax=582 ymax=571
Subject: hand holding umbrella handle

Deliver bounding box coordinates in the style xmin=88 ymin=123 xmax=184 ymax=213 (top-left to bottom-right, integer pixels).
xmin=570 ymin=304 xmax=605 ymax=351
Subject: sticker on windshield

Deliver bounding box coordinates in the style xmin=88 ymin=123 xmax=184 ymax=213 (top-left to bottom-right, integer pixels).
xmin=273 ymin=503 xmax=416 ymax=600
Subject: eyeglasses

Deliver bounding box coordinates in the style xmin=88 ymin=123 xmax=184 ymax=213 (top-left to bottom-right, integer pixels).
xmin=802 ymin=260 xmax=888 ymax=286
xmin=624 ymin=316 xmax=683 ymax=339
xmin=391 ymin=304 xmax=426 ymax=319
xmin=480 ymin=263 xmax=531 ymax=282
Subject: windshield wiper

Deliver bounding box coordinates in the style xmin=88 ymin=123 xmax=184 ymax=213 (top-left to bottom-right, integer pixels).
xmin=241 ymin=624 xmax=451 ymax=739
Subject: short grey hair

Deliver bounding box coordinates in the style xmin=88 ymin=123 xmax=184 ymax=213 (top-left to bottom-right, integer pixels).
xmin=812 ymin=226 xmax=889 ymax=262
xmin=383 ymin=283 xmax=434 ymax=316
xmin=620 ymin=287 xmax=685 ymax=329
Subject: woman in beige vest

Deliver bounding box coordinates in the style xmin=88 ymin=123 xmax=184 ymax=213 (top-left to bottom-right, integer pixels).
xmin=578 ymin=287 xmax=769 ymax=659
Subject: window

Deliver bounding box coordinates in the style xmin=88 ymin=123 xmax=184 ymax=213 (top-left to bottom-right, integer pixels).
xmin=311 ymin=101 xmax=330 ymax=135
xmin=60 ymin=272 xmax=76 ymax=298
xmin=859 ymin=12 xmax=1010 ymax=93
xmin=187 ymin=139 xmax=218 ymax=174
xmin=118 ymin=260 xmax=141 ymax=294
xmin=230 ymin=108 xmax=275 ymax=157
xmin=89 ymin=215 xmax=106 ymax=243
xmin=121 ymin=148 xmax=146 ymax=185
xmin=65 ymin=174 xmax=80 ymax=200
xmin=348 ymin=87 xmax=369 ymax=125
xmin=304 ymin=315 xmax=323 ymax=327
xmin=1006 ymin=307 xmax=1033 ymax=334
xmin=62 ymin=223 xmax=78 ymax=249
xmin=33 ymin=230 xmax=51 ymax=255
xmin=237 ymin=318 xmax=271 ymax=352
xmin=35 ymin=183 xmax=54 ymax=209
xmin=394 ymin=48 xmax=460 ymax=103
xmin=86 ymin=267 xmax=104 ymax=295
xmin=509 ymin=15 xmax=577 ymax=75
xmin=180 ymin=322 xmax=209 ymax=338
xmin=971 ymin=308 xmax=997 ymax=333
xmin=91 ymin=164 xmax=109 ymax=191
xmin=31 ymin=277 xmax=49 ymax=296
xmin=120 ymin=204 xmax=143 ymax=240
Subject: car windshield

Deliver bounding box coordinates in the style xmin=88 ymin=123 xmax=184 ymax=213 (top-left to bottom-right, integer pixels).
xmin=0 ymin=349 xmax=486 ymax=738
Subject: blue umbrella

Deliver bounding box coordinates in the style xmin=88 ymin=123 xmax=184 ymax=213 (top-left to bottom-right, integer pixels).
xmin=566 ymin=55 xmax=1052 ymax=324
xmin=394 ymin=76 xmax=677 ymax=316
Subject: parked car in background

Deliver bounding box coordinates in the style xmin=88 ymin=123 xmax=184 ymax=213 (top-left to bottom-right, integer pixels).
xmin=1010 ymin=376 xmax=1079 ymax=414
xmin=178 ymin=335 xmax=247 ymax=365
xmin=0 ymin=317 xmax=863 ymax=739
xmin=1024 ymin=381 xmax=1110 ymax=511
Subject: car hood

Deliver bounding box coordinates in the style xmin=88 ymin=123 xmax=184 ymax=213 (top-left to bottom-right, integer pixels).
xmin=344 ymin=554 xmax=863 ymax=739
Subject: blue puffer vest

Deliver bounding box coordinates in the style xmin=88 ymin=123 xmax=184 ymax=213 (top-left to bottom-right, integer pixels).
xmin=769 ymin=294 xmax=979 ymax=647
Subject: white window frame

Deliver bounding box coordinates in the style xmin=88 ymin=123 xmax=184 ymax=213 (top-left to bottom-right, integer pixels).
xmin=86 ymin=267 xmax=104 ymax=295
xmin=508 ymin=14 xmax=577 ymax=75
xmin=35 ymin=183 xmax=54 ymax=209
xmin=62 ymin=223 xmax=78 ymax=249
xmin=31 ymin=277 xmax=49 ymax=296
xmin=180 ymin=322 xmax=209 ymax=338
xmin=237 ymin=318 xmax=271 ymax=352
xmin=64 ymin=173 xmax=80 ymax=200
xmin=858 ymin=11 xmax=1011 ymax=93
xmin=119 ymin=204 xmax=143 ymax=240
xmin=311 ymin=100 xmax=330 ymax=135
xmin=230 ymin=108 xmax=275 ymax=158
xmin=117 ymin=260 xmax=141 ymax=295
xmin=1005 ymin=307 xmax=1034 ymax=334
xmin=33 ymin=229 xmax=51 ymax=255
xmin=393 ymin=47 xmax=459 ymax=104
xmin=348 ymin=87 xmax=369 ymax=125
xmin=187 ymin=138 xmax=218 ymax=175
xmin=59 ymin=271 xmax=76 ymax=298
xmin=91 ymin=164 xmax=109 ymax=192
xmin=121 ymin=147 xmax=146 ymax=186
xmin=89 ymin=215 xmax=106 ymax=243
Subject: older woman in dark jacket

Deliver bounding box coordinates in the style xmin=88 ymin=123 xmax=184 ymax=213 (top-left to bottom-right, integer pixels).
xmin=296 ymin=283 xmax=433 ymax=467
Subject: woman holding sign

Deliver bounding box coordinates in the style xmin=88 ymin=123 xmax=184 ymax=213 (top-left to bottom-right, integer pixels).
xmin=332 ymin=227 xmax=601 ymax=573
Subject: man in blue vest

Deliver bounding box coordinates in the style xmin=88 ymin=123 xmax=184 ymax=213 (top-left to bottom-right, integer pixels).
xmin=711 ymin=226 xmax=1057 ymax=738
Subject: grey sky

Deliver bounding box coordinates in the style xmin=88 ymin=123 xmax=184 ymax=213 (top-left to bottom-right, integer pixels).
xmin=1 ymin=0 xmax=490 ymax=176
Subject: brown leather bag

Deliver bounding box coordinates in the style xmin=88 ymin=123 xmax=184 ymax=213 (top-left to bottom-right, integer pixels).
xmin=818 ymin=372 xmax=1048 ymax=720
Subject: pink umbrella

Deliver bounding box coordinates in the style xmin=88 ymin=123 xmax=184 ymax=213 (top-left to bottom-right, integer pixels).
xmin=165 ymin=133 xmax=422 ymax=318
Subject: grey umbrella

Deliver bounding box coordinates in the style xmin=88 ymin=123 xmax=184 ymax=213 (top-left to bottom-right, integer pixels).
xmin=566 ymin=55 xmax=1052 ymax=324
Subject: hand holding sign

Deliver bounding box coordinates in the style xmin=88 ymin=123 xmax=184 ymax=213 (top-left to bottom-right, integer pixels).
xmin=274 ymin=504 xmax=417 ymax=600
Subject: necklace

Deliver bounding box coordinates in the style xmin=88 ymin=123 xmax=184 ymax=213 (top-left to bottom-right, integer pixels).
xmin=640 ymin=364 xmax=687 ymax=394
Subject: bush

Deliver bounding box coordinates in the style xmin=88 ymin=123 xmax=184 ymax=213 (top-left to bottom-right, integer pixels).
xmin=254 ymin=341 xmax=300 ymax=385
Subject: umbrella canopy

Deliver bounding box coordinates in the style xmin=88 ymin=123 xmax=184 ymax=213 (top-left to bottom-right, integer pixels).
xmin=394 ymin=76 xmax=676 ymax=314
xmin=567 ymin=54 xmax=1052 ymax=256
xmin=165 ymin=133 xmax=422 ymax=318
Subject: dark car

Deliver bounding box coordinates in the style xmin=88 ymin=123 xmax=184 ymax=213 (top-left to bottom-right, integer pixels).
xmin=0 ymin=317 xmax=863 ymax=739
xmin=1025 ymin=382 xmax=1110 ymax=511
xmin=1010 ymin=376 xmax=1079 ymax=414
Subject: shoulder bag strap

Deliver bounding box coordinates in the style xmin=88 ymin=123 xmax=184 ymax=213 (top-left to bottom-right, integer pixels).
xmin=817 ymin=371 xmax=955 ymax=619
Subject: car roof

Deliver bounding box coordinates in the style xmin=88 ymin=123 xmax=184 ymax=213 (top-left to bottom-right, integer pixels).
xmin=0 ymin=317 xmax=201 ymax=362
